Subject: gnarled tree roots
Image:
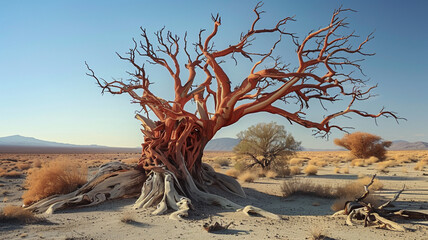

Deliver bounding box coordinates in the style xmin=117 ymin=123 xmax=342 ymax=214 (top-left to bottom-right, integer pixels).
xmin=25 ymin=162 xmax=281 ymax=220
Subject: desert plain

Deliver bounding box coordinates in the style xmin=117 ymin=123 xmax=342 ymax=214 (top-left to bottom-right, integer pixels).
xmin=0 ymin=150 xmax=427 ymax=240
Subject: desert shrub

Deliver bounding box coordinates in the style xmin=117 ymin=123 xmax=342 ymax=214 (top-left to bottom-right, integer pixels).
xmin=334 ymin=132 xmax=391 ymax=160
xmin=309 ymin=228 xmax=328 ymax=240
xmin=22 ymin=160 xmax=87 ymax=206
xmin=32 ymin=159 xmax=42 ymax=168
xmin=289 ymin=158 xmax=305 ymax=166
xmin=303 ymin=165 xmax=318 ymax=175
xmin=331 ymin=177 xmax=382 ymax=211
xmin=377 ymin=159 xmax=398 ymax=171
xmin=238 ymin=171 xmax=258 ymax=183
xmin=414 ymin=159 xmax=427 ymax=171
xmin=0 ymin=205 xmax=43 ymax=224
xmin=0 ymin=168 xmax=22 ymax=178
xmin=366 ymin=156 xmax=379 ymax=164
xmin=281 ymin=178 xmax=336 ymax=198
xmin=225 ymin=168 xmax=240 ymax=178
xmin=274 ymin=164 xmax=290 ymax=177
xmin=289 ymin=166 xmax=301 ymax=175
xmin=120 ymin=212 xmax=136 ymax=224
xmin=234 ymin=122 xmax=301 ymax=169
xmin=214 ymin=157 xmax=230 ymax=167
xmin=265 ymin=170 xmax=278 ymax=179
xmin=342 ymin=166 xmax=350 ymax=174
xmin=334 ymin=167 xmax=340 ymax=174
xmin=17 ymin=163 xmax=31 ymax=171
xmin=233 ymin=161 xmax=246 ymax=171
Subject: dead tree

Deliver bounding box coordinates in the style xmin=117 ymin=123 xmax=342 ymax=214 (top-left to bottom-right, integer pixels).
xmin=26 ymin=3 xmax=400 ymax=218
xmin=332 ymin=175 xmax=428 ymax=231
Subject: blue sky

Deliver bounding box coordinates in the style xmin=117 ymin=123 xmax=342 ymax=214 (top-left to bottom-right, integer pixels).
xmin=1 ymin=0 xmax=427 ymax=148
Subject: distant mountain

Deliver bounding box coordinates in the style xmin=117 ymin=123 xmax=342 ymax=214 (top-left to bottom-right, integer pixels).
xmin=0 ymin=135 xmax=140 ymax=153
xmin=389 ymin=140 xmax=428 ymax=150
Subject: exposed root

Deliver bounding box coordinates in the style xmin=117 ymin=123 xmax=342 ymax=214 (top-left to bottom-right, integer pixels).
xmin=237 ymin=205 xmax=282 ymax=220
xmin=133 ymin=171 xmax=193 ymax=220
xmin=26 ymin=160 xmax=280 ymax=221
xmin=201 ymin=163 xmax=246 ymax=198
xmin=26 ymin=162 xmax=145 ymax=214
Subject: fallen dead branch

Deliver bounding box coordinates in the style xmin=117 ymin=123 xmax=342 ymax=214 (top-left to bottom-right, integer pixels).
xmin=332 ymin=174 xmax=428 ymax=231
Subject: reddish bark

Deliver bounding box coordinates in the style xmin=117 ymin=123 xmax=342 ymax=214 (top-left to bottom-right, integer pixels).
xmin=86 ymin=4 xmax=400 ymax=184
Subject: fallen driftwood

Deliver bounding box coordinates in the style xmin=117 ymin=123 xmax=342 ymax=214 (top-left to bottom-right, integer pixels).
xmin=332 ymin=174 xmax=428 ymax=231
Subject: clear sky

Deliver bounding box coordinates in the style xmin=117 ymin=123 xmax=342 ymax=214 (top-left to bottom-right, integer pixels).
xmin=1 ymin=0 xmax=427 ymax=149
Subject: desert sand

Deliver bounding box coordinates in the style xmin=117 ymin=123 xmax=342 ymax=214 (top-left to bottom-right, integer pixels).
xmin=1 ymin=151 xmax=427 ymax=240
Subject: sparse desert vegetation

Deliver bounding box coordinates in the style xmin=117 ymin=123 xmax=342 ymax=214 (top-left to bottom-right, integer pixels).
xmin=0 ymin=205 xmax=43 ymax=224
xmin=0 ymin=150 xmax=427 ymax=239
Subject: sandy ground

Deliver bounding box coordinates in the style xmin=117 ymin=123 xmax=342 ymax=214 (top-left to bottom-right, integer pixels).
xmin=1 ymin=152 xmax=427 ymax=240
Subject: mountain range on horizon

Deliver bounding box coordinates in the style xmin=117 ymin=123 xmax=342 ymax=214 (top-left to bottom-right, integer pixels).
xmin=0 ymin=135 xmax=427 ymax=153
xmin=0 ymin=135 xmax=140 ymax=153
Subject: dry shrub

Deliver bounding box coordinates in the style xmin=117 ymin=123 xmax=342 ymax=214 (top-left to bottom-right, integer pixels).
xmin=233 ymin=161 xmax=246 ymax=171
xmin=17 ymin=163 xmax=31 ymax=171
xmin=357 ymin=176 xmax=384 ymax=190
xmin=350 ymin=158 xmax=366 ymax=167
xmin=0 ymin=169 xmax=22 ymax=178
xmin=309 ymin=228 xmax=328 ymax=240
xmin=281 ymin=178 xmax=336 ymax=198
xmin=343 ymin=166 xmax=350 ymax=174
xmin=265 ymin=170 xmax=278 ymax=179
xmin=238 ymin=171 xmax=258 ymax=183
xmin=274 ymin=164 xmax=290 ymax=177
xmin=303 ymin=165 xmax=318 ymax=175
xmin=377 ymin=160 xmax=398 ymax=171
xmin=289 ymin=158 xmax=304 ymax=166
xmin=414 ymin=159 xmax=427 ymax=171
xmin=334 ymin=167 xmax=340 ymax=174
xmin=332 ymin=177 xmax=382 ymax=211
xmin=225 ymin=168 xmax=240 ymax=178
xmin=334 ymin=132 xmax=391 ymax=160
xmin=32 ymin=159 xmax=42 ymax=168
xmin=366 ymin=156 xmax=379 ymax=165
xmin=0 ymin=205 xmax=43 ymax=224
xmin=289 ymin=166 xmax=301 ymax=175
xmin=120 ymin=212 xmax=136 ymax=224
xmin=256 ymin=168 xmax=266 ymax=177
xmin=214 ymin=157 xmax=230 ymax=167
xmin=22 ymin=160 xmax=87 ymax=206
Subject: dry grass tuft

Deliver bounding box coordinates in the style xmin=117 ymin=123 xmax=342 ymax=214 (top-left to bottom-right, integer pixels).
xmin=0 ymin=169 xmax=22 ymax=178
xmin=265 ymin=170 xmax=278 ymax=179
xmin=225 ymin=168 xmax=240 ymax=178
xmin=350 ymin=158 xmax=366 ymax=167
xmin=414 ymin=159 xmax=427 ymax=171
xmin=214 ymin=157 xmax=230 ymax=167
xmin=281 ymin=178 xmax=336 ymax=199
xmin=32 ymin=159 xmax=42 ymax=168
xmin=22 ymin=160 xmax=87 ymax=206
xmin=238 ymin=171 xmax=258 ymax=183
xmin=309 ymin=228 xmax=328 ymax=240
xmin=331 ymin=177 xmax=383 ymax=211
xmin=342 ymin=166 xmax=350 ymax=174
xmin=289 ymin=158 xmax=305 ymax=166
xmin=17 ymin=163 xmax=31 ymax=171
xmin=0 ymin=205 xmax=43 ymax=224
xmin=289 ymin=166 xmax=301 ymax=175
xmin=233 ymin=161 xmax=246 ymax=171
xmin=303 ymin=165 xmax=318 ymax=175
xmin=334 ymin=167 xmax=340 ymax=174
xmin=120 ymin=212 xmax=136 ymax=224
xmin=377 ymin=160 xmax=398 ymax=171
